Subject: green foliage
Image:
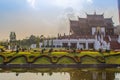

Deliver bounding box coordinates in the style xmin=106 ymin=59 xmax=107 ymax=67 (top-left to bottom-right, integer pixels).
xmin=0 ymin=41 xmax=9 ymax=49
xmin=103 ymin=51 xmax=120 ymax=56
xmin=51 ymin=52 xmax=69 ymax=57
xmin=78 ymin=51 xmax=103 ymax=57
xmin=17 ymin=35 xmax=41 ymax=48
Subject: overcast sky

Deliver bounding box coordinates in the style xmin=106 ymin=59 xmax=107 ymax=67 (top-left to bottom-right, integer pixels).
xmin=0 ymin=0 xmax=119 ymax=40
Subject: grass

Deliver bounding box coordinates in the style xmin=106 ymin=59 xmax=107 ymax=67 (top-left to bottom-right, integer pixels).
xmin=34 ymin=57 xmax=51 ymax=64
xmin=81 ymin=56 xmax=100 ymax=64
xmin=105 ymin=55 xmax=120 ymax=64
xmin=9 ymin=57 xmax=27 ymax=64
xmin=57 ymin=57 xmax=76 ymax=64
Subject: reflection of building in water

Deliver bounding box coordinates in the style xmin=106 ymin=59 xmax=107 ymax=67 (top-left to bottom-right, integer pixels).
xmin=69 ymin=70 xmax=115 ymax=80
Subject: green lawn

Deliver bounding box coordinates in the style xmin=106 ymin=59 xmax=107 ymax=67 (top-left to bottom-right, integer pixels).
xmin=105 ymin=55 xmax=120 ymax=64
xmin=81 ymin=56 xmax=100 ymax=64
xmin=9 ymin=57 xmax=27 ymax=64
xmin=57 ymin=57 xmax=76 ymax=64
xmin=34 ymin=57 xmax=51 ymax=64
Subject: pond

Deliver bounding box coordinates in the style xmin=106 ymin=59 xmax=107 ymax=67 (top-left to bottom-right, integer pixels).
xmin=0 ymin=68 xmax=120 ymax=80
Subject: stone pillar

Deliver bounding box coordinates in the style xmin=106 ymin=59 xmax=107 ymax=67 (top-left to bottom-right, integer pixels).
xmin=77 ymin=42 xmax=79 ymax=49
xmin=60 ymin=42 xmax=63 ymax=48
xmin=68 ymin=42 xmax=71 ymax=49
xmin=85 ymin=42 xmax=88 ymax=50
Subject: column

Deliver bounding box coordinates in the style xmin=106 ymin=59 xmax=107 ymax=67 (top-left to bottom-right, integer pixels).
xmin=60 ymin=42 xmax=63 ymax=48
xmin=77 ymin=42 xmax=79 ymax=49
xmin=54 ymin=41 xmax=57 ymax=48
xmin=85 ymin=42 xmax=88 ymax=50
xmin=68 ymin=42 xmax=71 ymax=49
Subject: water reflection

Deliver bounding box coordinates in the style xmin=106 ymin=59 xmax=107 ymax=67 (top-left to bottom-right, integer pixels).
xmin=70 ymin=70 xmax=115 ymax=80
xmin=0 ymin=68 xmax=120 ymax=80
xmin=16 ymin=73 xmax=19 ymax=76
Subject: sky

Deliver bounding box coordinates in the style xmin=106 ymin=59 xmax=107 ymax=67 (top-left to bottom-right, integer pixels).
xmin=0 ymin=0 xmax=119 ymax=40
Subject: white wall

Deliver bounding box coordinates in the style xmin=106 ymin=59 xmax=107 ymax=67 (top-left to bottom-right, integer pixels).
xmin=31 ymin=44 xmax=36 ymax=49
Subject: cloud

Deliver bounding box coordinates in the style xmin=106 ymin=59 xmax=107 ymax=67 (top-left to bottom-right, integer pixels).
xmin=51 ymin=0 xmax=93 ymax=8
xmin=51 ymin=0 xmax=83 ymax=9
xmin=27 ymin=0 xmax=36 ymax=8
xmin=26 ymin=0 xmax=93 ymax=9
xmin=87 ymin=0 xmax=93 ymax=3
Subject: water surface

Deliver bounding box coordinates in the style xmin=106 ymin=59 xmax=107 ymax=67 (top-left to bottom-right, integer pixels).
xmin=0 ymin=68 xmax=120 ymax=80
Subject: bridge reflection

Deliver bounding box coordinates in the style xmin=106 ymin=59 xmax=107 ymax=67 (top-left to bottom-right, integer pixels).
xmin=70 ymin=70 xmax=115 ymax=80
xmin=2 ymin=68 xmax=119 ymax=80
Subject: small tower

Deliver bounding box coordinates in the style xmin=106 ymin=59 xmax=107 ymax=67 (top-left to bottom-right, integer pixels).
xmin=10 ymin=32 xmax=16 ymax=42
xmin=9 ymin=32 xmax=17 ymax=51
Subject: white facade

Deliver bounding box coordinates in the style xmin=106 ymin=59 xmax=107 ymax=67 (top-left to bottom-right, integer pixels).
xmin=41 ymin=39 xmax=95 ymax=49
xmin=118 ymin=35 xmax=120 ymax=43
xmin=31 ymin=44 xmax=36 ymax=49
xmin=39 ymin=43 xmax=43 ymax=48
xmin=101 ymin=27 xmax=105 ymax=35
xmin=39 ymin=34 xmax=111 ymax=50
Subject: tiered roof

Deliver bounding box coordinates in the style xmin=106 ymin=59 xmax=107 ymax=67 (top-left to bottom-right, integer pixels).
xmin=70 ymin=13 xmax=114 ymax=35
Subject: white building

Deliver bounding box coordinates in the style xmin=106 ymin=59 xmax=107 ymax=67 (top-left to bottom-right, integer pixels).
xmin=39 ymin=13 xmax=120 ymax=50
